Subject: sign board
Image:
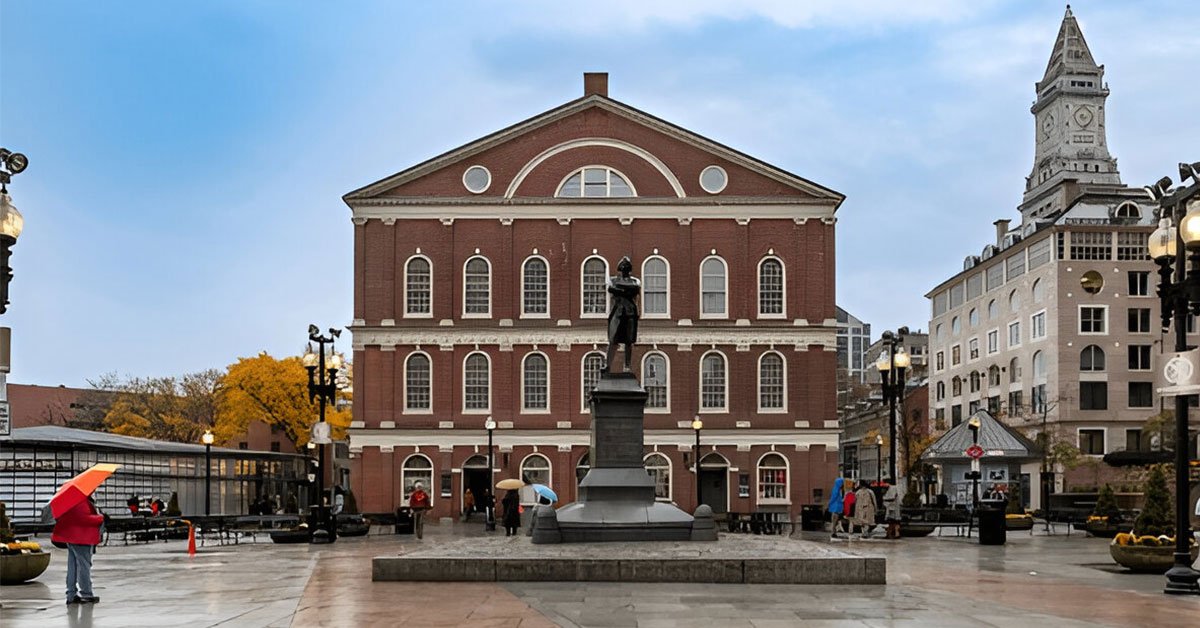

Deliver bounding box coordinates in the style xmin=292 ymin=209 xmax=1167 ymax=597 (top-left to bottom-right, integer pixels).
xmin=1156 ymin=348 xmax=1200 ymax=396
xmin=0 ymin=400 xmax=9 ymax=437
xmin=965 ymin=444 xmax=985 ymax=459
xmin=970 ymin=458 xmax=980 ymax=473
xmin=310 ymin=421 xmax=332 ymax=445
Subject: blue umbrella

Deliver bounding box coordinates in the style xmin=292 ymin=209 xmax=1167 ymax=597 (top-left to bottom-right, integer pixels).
xmin=531 ymin=483 xmax=558 ymax=503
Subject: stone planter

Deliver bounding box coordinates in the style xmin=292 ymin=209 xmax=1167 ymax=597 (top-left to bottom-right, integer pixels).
xmin=0 ymin=552 xmax=52 ymax=585
xmin=1086 ymin=521 xmax=1123 ymax=538
xmin=1109 ymin=541 xmax=1200 ymax=573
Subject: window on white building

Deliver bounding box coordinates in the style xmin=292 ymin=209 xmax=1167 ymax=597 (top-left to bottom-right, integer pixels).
xmin=1031 ymin=311 xmax=1047 ymax=340
xmin=987 ymin=329 xmax=999 ymax=355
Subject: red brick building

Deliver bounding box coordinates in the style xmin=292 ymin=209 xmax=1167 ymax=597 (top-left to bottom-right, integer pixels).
xmin=344 ymin=74 xmax=843 ymax=520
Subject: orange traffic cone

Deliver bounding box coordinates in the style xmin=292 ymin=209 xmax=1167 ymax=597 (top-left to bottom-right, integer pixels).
xmin=187 ymin=522 xmax=196 ymax=557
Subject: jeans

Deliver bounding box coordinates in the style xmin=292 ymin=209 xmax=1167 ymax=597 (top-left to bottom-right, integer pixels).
xmin=413 ymin=510 xmax=425 ymax=539
xmin=65 ymin=544 xmax=95 ymax=600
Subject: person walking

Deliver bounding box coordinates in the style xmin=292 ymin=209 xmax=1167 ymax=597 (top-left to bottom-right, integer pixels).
xmin=842 ymin=482 xmax=857 ymax=536
xmin=408 ymin=482 xmax=431 ymax=539
xmin=852 ymin=480 xmax=878 ymax=539
xmin=52 ymin=495 xmax=104 ymax=605
xmin=463 ymin=488 xmax=475 ymax=522
xmin=501 ymin=489 xmax=521 ymax=537
xmin=882 ymin=480 xmax=901 ymax=540
xmin=827 ymin=477 xmax=846 ymax=540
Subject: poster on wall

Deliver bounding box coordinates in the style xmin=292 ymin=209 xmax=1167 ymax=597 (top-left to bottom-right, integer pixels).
xmin=738 ymin=473 xmax=750 ymax=498
xmin=987 ymin=468 xmax=1007 ymax=481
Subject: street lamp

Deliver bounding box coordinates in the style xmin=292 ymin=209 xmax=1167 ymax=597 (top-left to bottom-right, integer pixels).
xmin=1145 ymin=162 xmax=1200 ymax=596
xmin=485 ymin=416 xmax=497 ymax=531
xmin=306 ymin=441 xmax=317 ymax=509
xmin=875 ymin=434 xmax=884 ymax=488
xmin=201 ymin=430 xmax=215 ymax=516
xmin=0 ymin=148 xmax=29 ymax=315
xmin=875 ymin=327 xmax=910 ymax=483
xmin=304 ymin=325 xmax=342 ymax=544
xmin=692 ymin=416 xmax=703 ymax=508
xmin=966 ymin=415 xmax=982 ymax=537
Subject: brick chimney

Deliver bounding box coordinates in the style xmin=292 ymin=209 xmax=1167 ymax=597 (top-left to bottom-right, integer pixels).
xmin=584 ymin=72 xmax=608 ymax=98
xmin=994 ymin=219 xmax=1011 ymax=247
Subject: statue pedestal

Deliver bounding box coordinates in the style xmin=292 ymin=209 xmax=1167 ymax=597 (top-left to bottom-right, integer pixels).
xmin=539 ymin=372 xmax=698 ymax=543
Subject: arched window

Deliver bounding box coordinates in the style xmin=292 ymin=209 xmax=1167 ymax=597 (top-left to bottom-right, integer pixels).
xmin=758 ymin=352 xmax=785 ymax=412
xmin=520 ymin=454 xmax=551 ymax=504
xmin=1115 ymin=202 xmax=1141 ymax=219
xmin=582 ymin=352 xmax=605 ymax=412
xmin=557 ymin=166 xmax=635 ymax=198
xmin=643 ymin=352 xmax=669 ymax=411
xmin=1032 ymin=351 xmax=1046 ymax=381
xmin=700 ymin=351 xmax=727 ymax=411
xmin=575 ymin=451 xmax=590 ymax=488
xmin=935 ymin=324 xmax=943 ymax=341
xmin=951 ymin=317 xmax=961 ymax=335
xmin=1009 ymin=357 xmax=1021 ymax=383
xmin=405 ymin=352 xmax=431 ymax=412
xmin=988 ymin=299 xmax=998 ymax=320
xmin=1080 ymin=345 xmax=1106 ymax=371
xmin=757 ymin=453 xmax=789 ymax=503
xmin=952 ymin=376 xmax=962 ymax=397
xmin=463 ymin=352 xmax=490 ymax=411
xmin=700 ymin=256 xmax=727 ymax=317
xmin=936 ymin=381 xmax=946 ymax=401
xmin=463 ymin=256 xmax=491 ymax=317
xmin=1032 ymin=278 xmax=1044 ymax=303
xmin=969 ymin=308 xmax=979 ymax=327
xmin=401 ymin=455 xmax=433 ymax=504
xmin=644 ymin=453 xmax=672 ymax=501
xmin=522 ymin=256 xmax=549 ymax=317
xmin=988 ymin=365 xmax=1001 ymax=387
xmin=642 ymin=256 xmax=669 ymax=317
xmin=1009 ymin=289 xmax=1021 ymax=312
xmin=758 ymin=257 xmax=785 ymax=317
xmin=581 ymin=256 xmax=609 ymax=317
xmin=522 ymin=353 xmax=549 ymax=411
xmin=969 ymin=371 xmax=981 ymax=393
xmin=405 ymin=256 xmax=431 ymax=316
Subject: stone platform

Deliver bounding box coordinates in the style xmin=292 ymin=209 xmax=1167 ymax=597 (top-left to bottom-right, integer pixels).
xmin=372 ymin=534 xmax=885 ymax=584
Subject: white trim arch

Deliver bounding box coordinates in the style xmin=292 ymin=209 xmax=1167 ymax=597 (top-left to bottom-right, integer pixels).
xmin=757 ymin=350 xmax=787 ymax=413
xmin=401 ymin=453 xmax=434 ymax=506
xmin=755 ymin=452 xmax=789 ymax=505
xmin=699 ymin=255 xmax=729 ymax=319
xmin=505 ymin=138 xmax=686 ymax=198
xmin=403 ymin=254 xmax=433 ymax=318
xmin=521 ymin=351 xmax=551 ymax=413
xmin=462 ymin=351 xmax=491 ymax=414
xmin=581 ymin=351 xmax=606 ymax=413
xmin=698 ymin=350 xmax=729 ymax=413
xmin=403 ymin=350 xmax=433 ymax=414
xmin=643 ymin=452 xmax=672 ymax=502
xmin=555 ymin=165 xmax=638 ymax=198
xmin=756 ymin=256 xmax=786 ymax=319
xmin=580 ymin=255 xmax=610 ymax=318
xmin=519 ymin=453 xmax=552 ymax=504
xmin=641 ymin=255 xmax=671 ymax=319
xmin=462 ymin=255 xmax=492 ymax=318
xmin=520 ymin=254 xmax=551 ymax=319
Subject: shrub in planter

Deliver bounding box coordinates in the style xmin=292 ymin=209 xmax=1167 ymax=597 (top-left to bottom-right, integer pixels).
xmin=1109 ymin=465 xmax=1199 ymax=572
xmin=1133 ymin=465 xmax=1171 ymax=537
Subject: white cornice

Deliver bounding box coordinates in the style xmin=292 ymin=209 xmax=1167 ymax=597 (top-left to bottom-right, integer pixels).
xmin=350 ymin=326 xmax=837 ymax=351
xmin=347 ymin=202 xmax=836 ymax=224
xmin=347 ymin=428 xmax=839 ymax=450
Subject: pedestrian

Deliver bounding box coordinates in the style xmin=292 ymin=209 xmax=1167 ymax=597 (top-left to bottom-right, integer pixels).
xmin=501 ymin=489 xmax=521 ymax=536
xmin=842 ymin=482 xmax=857 ymax=536
xmin=408 ymin=482 xmax=431 ymax=539
xmin=852 ymin=480 xmax=878 ymax=539
xmin=127 ymin=494 xmax=140 ymax=516
xmin=882 ymin=479 xmax=901 ymax=540
xmin=463 ymin=488 xmax=475 ymax=522
xmin=285 ymin=492 xmax=298 ymax=514
xmin=827 ymin=477 xmax=846 ymax=540
xmin=483 ymin=490 xmax=496 ymax=531
xmin=52 ymin=495 xmax=104 ymax=605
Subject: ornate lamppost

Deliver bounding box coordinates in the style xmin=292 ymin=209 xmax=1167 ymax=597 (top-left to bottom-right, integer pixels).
xmin=966 ymin=415 xmax=982 ymax=537
xmin=202 ymin=430 xmax=214 ymax=516
xmin=874 ymin=327 xmax=911 ymax=483
xmin=485 ymin=416 xmax=496 ymax=531
xmin=1145 ymin=161 xmax=1200 ymax=595
xmin=692 ymin=416 xmax=703 ymax=508
xmin=0 ymin=148 xmax=28 ymax=315
xmin=303 ymin=326 xmax=343 ymax=544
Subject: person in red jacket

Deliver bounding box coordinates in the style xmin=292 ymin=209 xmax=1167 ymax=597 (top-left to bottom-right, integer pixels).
xmin=51 ymin=496 xmax=104 ymax=605
xmin=408 ymin=482 xmax=431 ymax=539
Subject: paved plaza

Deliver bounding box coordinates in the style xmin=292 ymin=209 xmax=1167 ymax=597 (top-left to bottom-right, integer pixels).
xmin=1 ymin=523 xmax=1198 ymax=627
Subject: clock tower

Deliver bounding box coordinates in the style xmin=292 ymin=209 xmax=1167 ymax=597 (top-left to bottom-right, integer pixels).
xmin=1021 ymin=6 xmax=1120 ymax=222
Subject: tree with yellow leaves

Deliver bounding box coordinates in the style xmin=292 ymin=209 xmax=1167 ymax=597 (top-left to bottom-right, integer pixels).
xmin=215 ymin=352 xmax=351 ymax=450
xmin=102 ymin=370 xmax=222 ymax=443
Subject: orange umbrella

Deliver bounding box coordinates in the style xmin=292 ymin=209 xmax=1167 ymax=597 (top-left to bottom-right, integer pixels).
xmin=49 ymin=463 xmax=121 ymax=518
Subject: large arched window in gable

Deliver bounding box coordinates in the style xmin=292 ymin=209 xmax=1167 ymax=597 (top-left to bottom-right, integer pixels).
xmin=556 ymin=166 xmax=635 ymax=198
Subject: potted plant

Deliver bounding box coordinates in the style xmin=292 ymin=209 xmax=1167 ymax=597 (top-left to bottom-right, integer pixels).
xmin=1086 ymin=484 xmax=1124 ymax=537
xmin=1110 ymin=465 xmax=1199 ymax=572
xmin=1004 ymin=487 xmax=1034 ymax=530
xmin=0 ymin=502 xmax=52 ymax=585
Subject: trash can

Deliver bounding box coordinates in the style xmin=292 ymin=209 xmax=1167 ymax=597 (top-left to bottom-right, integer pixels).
xmin=978 ymin=504 xmax=1006 ymax=545
xmin=800 ymin=505 xmax=825 ymax=532
xmin=394 ymin=507 xmax=414 ymax=535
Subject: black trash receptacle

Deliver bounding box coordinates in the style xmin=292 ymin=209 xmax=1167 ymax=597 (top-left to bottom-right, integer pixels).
xmin=394 ymin=507 xmax=414 ymax=535
xmin=800 ymin=505 xmax=825 ymax=531
xmin=978 ymin=504 xmax=1006 ymax=545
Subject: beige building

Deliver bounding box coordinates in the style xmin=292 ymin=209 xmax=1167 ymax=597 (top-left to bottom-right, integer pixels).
xmin=926 ymin=8 xmax=1166 ymax=507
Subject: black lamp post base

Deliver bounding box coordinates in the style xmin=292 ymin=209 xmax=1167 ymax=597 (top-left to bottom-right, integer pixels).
xmin=1164 ymin=562 xmax=1200 ymax=595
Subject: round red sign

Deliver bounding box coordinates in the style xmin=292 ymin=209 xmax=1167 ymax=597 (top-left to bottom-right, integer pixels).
xmin=965 ymin=444 xmax=985 ymax=459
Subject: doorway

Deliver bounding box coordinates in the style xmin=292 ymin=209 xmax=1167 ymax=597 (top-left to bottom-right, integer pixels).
xmin=462 ymin=455 xmax=489 ymax=522
xmin=698 ymin=453 xmax=729 ymax=514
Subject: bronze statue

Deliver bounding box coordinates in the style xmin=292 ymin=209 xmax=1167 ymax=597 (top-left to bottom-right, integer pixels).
xmin=605 ymin=256 xmax=640 ymax=373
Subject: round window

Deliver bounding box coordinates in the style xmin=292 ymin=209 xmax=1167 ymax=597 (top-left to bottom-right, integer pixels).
xmin=699 ymin=165 xmax=728 ymax=194
xmin=1080 ymin=270 xmax=1104 ymax=294
xmin=462 ymin=165 xmax=491 ymax=194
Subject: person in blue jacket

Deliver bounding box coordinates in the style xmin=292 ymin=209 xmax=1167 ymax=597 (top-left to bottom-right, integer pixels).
xmin=827 ymin=477 xmax=846 ymax=540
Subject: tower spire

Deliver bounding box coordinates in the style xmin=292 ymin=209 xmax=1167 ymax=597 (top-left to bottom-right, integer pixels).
xmin=1040 ymin=4 xmax=1099 ymax=87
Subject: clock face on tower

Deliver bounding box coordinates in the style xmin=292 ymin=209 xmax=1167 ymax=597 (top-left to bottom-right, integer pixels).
xmin=1042 ymin=115 xmax=1054 ymax=138
xmin=1074 ymin=106 xmax=1094 ymax=128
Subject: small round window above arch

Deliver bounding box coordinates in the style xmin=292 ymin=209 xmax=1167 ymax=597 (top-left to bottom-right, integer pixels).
xmin=699 ymin=165 xmax=728 ymax=194
xmin=557 ymin=166 xmax=635 ymax=198
xmin=462 ymin=165 xmax=492 ymax=194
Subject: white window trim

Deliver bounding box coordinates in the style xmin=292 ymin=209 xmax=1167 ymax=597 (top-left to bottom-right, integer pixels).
xmin=640 ymin=255 xmax=671 ymax=319
xmin=520 ymin=254 xmax=551 ymax=320
xmin=403 ymin=254 xmax=434 ymax=319
xmin=756 ymin=256 xmax=787 ymax=319
xmin=643 ymin=453 xmax=673 ymax=502
xmin=935 ymin=381 xmax=946 ymax=402
xmin=520 ymin=351 xmax=551 ymax=414
xmin=698 ymin=255 xmax=729 ymax=320
xmin=755 ymin=452 xmax=790 ymax=506
xmin=462 ymin=255 xmax=492 ymax=319
xmin=401 ymin=454 xmax=434 ymax=507
xmin=698 ymin=349 xmax=730 ymax=413
xmin=403 ymin=350 xmax=433 ymax=415
xmin=967 ymin=337 xmax=981 ymax=362
xmin=699 ymin=165 xmax=728 ymax=194
xmin=1077 ymin=304 xmax=1108 ymax=336
xmin=934 ymin=351 xmax=945 ymax=373
xmin=554 ymin=165 xmax=639 ymax=198
xmin=461 ymin=351 xmax=491 ymax=414
xmin=518 ymin=453 xmax=552 ymax=504
xmin=756 ymin=351 xmax=788 ymax=414
xmin=1076 ymin=426 xmax=1107 ymax=457
xmin=581 ymin=351 xmax=606 ymax=414
xmin=986 ymin=328 xmax=1000 ymax=356
xmin=950 ymin=343 xmax=962 ymax=366
xmin=951 ymin=376 xmax=963 ymax=398
xmin=642 ymin=351 xmax=671 ymax=414
xmin=697 ymin=452 xmax=731 ymax=512
xmin=1030 ymin=309 xmax=1049 ymax=341
xmin=580 ymin=255 xmax=610 ymax=319
xmin=462 ymin=165 xmax=492 ymax=194
xmin=1008 ymin=321 xmax=1022 ymax=349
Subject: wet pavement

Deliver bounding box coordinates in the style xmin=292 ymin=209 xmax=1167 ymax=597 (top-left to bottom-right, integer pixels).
xmin=0 ymin=522 xmax=1197 ymax=627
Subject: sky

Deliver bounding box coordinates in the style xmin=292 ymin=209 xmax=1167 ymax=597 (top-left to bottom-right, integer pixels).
xmin=1 ymin=1 xmax=1197 ymax=387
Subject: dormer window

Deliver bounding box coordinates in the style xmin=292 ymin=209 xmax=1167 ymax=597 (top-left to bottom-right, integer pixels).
xmin=557 ymin=167 xmax=635 ymax=198
xmin=1114 ymin=202 xmax=1140 ymax=220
